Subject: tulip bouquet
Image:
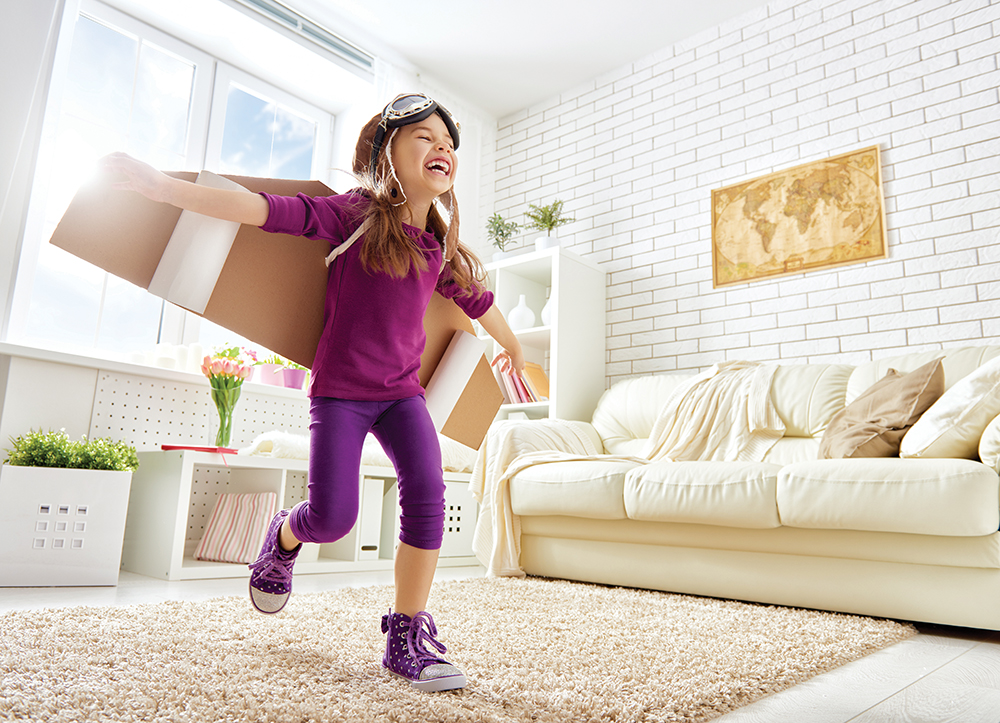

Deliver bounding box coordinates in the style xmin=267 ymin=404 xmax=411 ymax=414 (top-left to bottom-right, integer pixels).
xmin=201 ymin=346 xmax=254 ymax=447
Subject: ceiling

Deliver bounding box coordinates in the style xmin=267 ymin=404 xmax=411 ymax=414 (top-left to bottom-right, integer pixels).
xmin=286 ymin=0 xmax=775 ymax=118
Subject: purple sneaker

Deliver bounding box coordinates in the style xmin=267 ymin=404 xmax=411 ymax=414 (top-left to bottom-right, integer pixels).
xmin=248 ymin=509 xmax=299 ymax=614
xmin=381 ymin=610 xmax=467 ymax=692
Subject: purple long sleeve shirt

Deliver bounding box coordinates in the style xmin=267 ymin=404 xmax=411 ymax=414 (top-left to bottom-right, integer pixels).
xmin=259 ymin=191 xmax=493 ymax=401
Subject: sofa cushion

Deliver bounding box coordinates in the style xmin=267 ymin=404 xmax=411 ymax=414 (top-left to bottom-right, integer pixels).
xmin=769 ymin=364 xmax=854 ymax=438
xmin=509 ymin=459 xmax=642 ymax=519
xmin=777 ymin=458 xmax=1000 ymax=537
xmin=901 ymin=354 xmax=1000 ymax=460
xmin=818 ymin=358 xmax=944 ymax=459
xmin=761 ymin=437 xmax=821 ymax=465
xmin=624 ymin=461 xmax=782 ymax=529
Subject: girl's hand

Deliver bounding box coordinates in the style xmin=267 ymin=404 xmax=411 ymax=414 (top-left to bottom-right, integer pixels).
xmin=491 ymin=348 xmax=525 ymax=375
xmin=101 ymin=152 xmax=173 ymax=203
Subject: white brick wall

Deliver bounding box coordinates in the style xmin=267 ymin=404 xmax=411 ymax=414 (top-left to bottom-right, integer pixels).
xmin=489 ymin=0 xmax=1000 ymax=387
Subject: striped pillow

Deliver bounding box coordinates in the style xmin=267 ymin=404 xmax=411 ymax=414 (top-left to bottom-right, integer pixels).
xmin=195 ymin=492 xmax=277 ymax=564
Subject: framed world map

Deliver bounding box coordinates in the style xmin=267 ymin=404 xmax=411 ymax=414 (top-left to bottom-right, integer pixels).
xmin=711 ymin=145 xmax=887 ymax=288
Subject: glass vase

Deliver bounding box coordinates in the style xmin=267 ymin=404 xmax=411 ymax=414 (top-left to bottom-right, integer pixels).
xmin=210 ymin=381 xmax=242 ymax=448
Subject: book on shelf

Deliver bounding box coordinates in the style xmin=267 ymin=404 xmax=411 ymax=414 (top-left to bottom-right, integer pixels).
xmin=523 ymin=362 xmax=549 ymax=399
xmin=495 ymin=364 xmax=546 ymax=405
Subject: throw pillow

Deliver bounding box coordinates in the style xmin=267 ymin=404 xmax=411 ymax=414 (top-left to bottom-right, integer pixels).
xmin=194 ymin=491 xmax=277 ymax=564
xmin=901 ymin=353 xmax=1000 ymax=459
xmin=818 ymin=358 xmax=944 ymax=459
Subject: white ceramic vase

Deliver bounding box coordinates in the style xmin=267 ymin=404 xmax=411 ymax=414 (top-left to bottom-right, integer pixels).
xmin=508 ymin=294 xmax=536 ymax=330
xmin=540 ymin=298 xmax=552 ymax=326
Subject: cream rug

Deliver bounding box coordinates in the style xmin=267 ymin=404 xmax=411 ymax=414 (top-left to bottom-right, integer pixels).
xmin=1 ymin=577 xmax=914 ymax=722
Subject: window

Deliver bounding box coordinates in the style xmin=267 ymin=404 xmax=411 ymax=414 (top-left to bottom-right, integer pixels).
xmin=10 ymin=0 xmax=337 ymax=361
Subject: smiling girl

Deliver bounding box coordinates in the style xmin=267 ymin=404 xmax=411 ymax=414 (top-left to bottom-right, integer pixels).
xmin=103 ymin=93 xmax=523 ymax=692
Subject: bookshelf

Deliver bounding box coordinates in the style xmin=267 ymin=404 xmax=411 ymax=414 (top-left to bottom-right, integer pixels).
xmin=482 ymin=246 xmax=606 ymax=422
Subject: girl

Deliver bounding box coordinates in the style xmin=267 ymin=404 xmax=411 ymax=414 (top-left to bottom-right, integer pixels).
xmin=104 ymin=93 xmax=524 ymax=693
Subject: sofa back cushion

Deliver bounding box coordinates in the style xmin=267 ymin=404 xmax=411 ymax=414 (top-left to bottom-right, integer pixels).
xmin=593 ymin=365 xmax=853 ymax=452
xmin=847 ymin=346 xmax=1000 ymax=403
xmin=769 ymin=364 xmax=854 ymax=438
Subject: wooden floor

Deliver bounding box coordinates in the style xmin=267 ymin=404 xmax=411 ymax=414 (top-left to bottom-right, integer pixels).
xmin=2 ymin=568 xmax=999 ymax=722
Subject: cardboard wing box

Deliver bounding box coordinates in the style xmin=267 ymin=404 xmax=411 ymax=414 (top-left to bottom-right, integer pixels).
xmin=49 ymin=171 xmax=502 ymax=449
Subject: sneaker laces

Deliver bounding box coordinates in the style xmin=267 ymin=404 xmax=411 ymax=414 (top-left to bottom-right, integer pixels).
xmin=384 ymin=611 xmax=448 ymax=666
xmin=247 ymin=548 xmax=295 ymax=586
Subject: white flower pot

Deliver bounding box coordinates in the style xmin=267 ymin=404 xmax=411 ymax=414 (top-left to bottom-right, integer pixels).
xmin=535 ymin=233 xmax=559 ymax=251
xmin=0 ymin=465 xmax=133 ymax=586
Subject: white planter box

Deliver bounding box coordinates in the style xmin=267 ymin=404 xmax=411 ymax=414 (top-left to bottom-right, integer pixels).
xmin=0 ymin=465 xmax=133 ymax=586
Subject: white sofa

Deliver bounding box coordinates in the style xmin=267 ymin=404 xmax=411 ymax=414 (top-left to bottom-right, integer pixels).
xmin=502 ymin=346 xmax=1000 ymax=631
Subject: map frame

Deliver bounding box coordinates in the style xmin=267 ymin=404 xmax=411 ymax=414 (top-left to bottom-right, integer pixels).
xmin=711 ymin=145 xmax=888 ymax=288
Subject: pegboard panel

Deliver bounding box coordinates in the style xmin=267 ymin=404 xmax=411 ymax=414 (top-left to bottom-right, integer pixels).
xmin=185 ymin=466 xmax=233 ymax=553
xmin=90 ymin=370 xmax=310 ymax=451
xmin=284 ymin=471 xmax=309 ymax=509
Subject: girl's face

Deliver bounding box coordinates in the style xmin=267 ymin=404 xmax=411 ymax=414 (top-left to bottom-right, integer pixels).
xmin=389 ymin=113 xmax=457 ymax=204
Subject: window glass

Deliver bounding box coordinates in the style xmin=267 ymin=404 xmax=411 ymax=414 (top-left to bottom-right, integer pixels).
xmin=20 ymin=14 xmax=193 ymax=354
xmin=218 ymin=83 xmax=316 ymax=178
xmin=197 ymin=81 xmax=319 ymax=356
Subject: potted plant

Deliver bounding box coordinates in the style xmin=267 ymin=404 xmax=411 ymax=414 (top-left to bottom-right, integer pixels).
xmin=486 ymin=212 xmax=520 ymax=260
xmin=525 ymin=199 xmax=575 ymax=250
xmin=0 ymin=430 xmax=139 ymax=587
xmin=281 ymin=359 xmax=310 ymax=390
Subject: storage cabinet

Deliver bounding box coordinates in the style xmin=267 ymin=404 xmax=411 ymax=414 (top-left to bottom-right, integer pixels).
xmin=121 ymin=450 xmax=478 ymax=580
xmin=483 ymin=246 xmax=606 ymax=422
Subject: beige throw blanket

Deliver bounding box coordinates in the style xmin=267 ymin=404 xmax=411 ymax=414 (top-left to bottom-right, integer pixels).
xmin=470 ymin=361 xmax=785 ymax=576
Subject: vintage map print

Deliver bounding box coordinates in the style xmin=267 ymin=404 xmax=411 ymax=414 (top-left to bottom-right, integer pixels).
xmin=711 ymin=145 xmax=887 ymax=287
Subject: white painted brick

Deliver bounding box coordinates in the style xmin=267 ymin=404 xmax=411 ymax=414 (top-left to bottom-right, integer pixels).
xmin=920 ymin=22 xmax=995 ymax=60
xmin=909 ymin=320 xmax=984 ymax=346
xmin=806 ymin=318 xmax=870 ymax=340
xmin=840 ymin=330 xmax=909 ymax=352
xmin=725 ymin=312 xmax=779 ymax=335
xmin=780 ymin=338 xmax=842 ymax=358
xmin=634 ymin=356 xmax=684 ymax=375
xmin=700 ymin=332 xmax=750 ymax=353
xmin=750 ymin=326 xmax=806 ymax=347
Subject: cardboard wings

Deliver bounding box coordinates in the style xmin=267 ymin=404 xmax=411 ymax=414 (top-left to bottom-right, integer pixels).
xmin=49 ymin=171 xmax=502 ymax=449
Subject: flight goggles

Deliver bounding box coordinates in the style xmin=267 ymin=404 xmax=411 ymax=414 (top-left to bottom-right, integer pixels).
xmin=369 ymin=93 xmax=461 ymax=175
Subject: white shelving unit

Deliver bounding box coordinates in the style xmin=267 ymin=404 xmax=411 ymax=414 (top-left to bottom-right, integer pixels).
xmin=121 ymin=450 xmax=478 ymax=581
xmin=483 ymin=246 xmax=606 ymax=422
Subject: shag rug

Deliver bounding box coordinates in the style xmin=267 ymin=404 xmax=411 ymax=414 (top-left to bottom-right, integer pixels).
xmin=1 ymin=577 xmax=915 ymax=722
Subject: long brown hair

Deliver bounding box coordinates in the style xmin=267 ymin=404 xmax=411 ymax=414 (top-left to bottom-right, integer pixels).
xmin=351 ymin=113 xmax=486 ymax=294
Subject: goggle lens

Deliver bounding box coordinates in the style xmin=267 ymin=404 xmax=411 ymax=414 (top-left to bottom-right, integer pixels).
xmin=386 ymin=94 xmax=434 ymax=120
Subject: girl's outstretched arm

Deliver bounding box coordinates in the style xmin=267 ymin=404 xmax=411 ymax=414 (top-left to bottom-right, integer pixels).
xmin=101 ymin=152 xmax=270 ymax=227
xmin=477 ymin=304 xmax=525 ymax=375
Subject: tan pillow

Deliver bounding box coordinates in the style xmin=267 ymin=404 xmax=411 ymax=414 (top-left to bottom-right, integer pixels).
xmin=901 ymin=354 xmax=1000 ymax=459
xmin=818 ymin=358 xmax=944 ymax=459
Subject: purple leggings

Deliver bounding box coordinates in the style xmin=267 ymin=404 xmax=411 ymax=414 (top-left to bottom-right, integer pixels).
xmin=287 ymin=394 xmax=445 ymax=550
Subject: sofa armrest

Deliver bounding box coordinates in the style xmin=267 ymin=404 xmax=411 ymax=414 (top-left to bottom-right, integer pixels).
xmin=494 ymin=418 xmax=605 ymax=455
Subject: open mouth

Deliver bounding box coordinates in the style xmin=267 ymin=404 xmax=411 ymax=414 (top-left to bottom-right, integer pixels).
xmin=425 ymin=158 xmax=451 ymax=176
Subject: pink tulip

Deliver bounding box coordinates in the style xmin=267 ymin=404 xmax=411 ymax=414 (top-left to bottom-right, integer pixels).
xmin=223 ymin=359 xmax=236 ymax=376
xmin=200 ymin=363 xmax=210 ymax=377
xmin=203 ymin=355 xmax=212 ymax=366
xmin=237 ymin=365 xmax=251 ymax=380
xmin=210 ymin=359 xmax=225 ymax=376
